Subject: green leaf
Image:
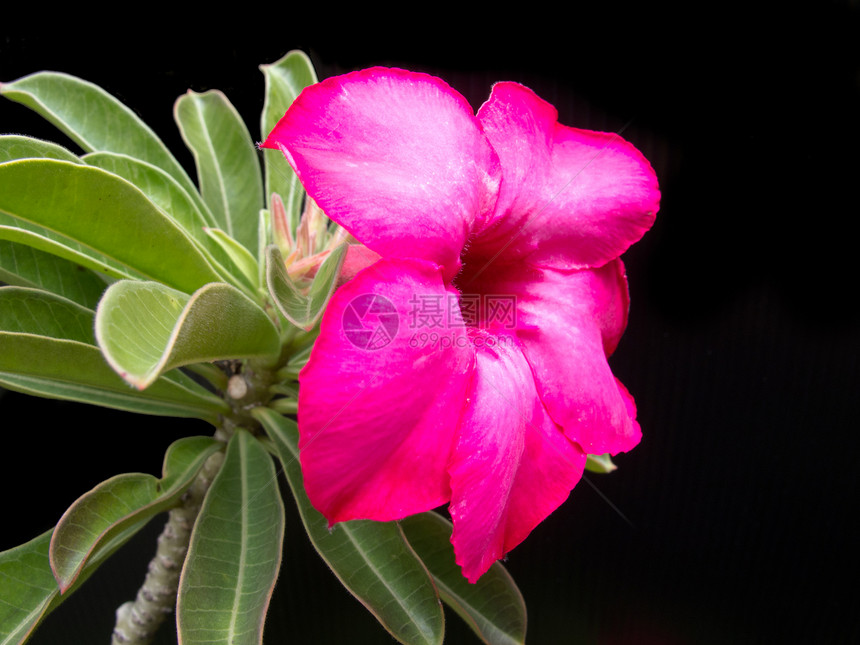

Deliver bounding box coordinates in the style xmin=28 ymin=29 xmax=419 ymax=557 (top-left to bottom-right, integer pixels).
xmin=253 ymin=408 xmax=444 ymax=645
xmin=95 ymin=280 xmax=280 ymax=390
xmin=0 ymin=159 xmax=221 ymax=293
xmin=174 ymin=90 xmax=263 ymax=254
xmin=265 ymin=244 xmax=347 ymax=330
xmin=0 ymin=134 xmax=81 ymax=164
xmin=0 ymin=286 xmax=95 ymax=343
xmin=584 ymin=453 xmax=617 ymax=474
xmin=82 ymin=151 xmax=252 ymax=293
xmin=0 ymin=516 xmax=157 ymax=645
xmin=177 ymin=431 xmax=284 ymax=645
xmin=0 ymin=217 xmax=137 ymax=285
xmin=0 ymin=71 xmax=202 ymax=208
xmin=203 ymin=227 xmax=259 ymax=289
xmin=50 ymin=436 xmax=222 ymax=591
xmin=0 ymin=287 xmax=228 ymax=420
xmin=0 ymin=531 xmax=56 ymax=645
xmin=260 ymin=50 xmax=317 ymax=231
xmin=257 ymin=207 xmax=271 ymax=288
xmin=0 ymin=240 xmax=106 ymax=309
xmin=400 ymin=513 xmax=527 ymax=645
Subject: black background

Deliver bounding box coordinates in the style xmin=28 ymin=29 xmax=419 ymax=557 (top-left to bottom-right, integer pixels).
xmin=2 ymin=5 xmax=859 ymax=643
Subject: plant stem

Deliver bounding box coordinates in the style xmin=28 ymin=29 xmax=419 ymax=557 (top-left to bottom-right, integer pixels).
xmin=110 ymin=358 xmax=279 ymax=644
xmin=110 ymin=451 xmax=223 ymax=645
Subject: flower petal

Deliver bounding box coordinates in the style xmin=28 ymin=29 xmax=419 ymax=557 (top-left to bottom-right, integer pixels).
xmin=263 ymin=68 xmax=501 ymax=280
xmin=338 ymin=243 xmax=381 ymax=285
xmin=474 ymin=82 xmax=660 ymax=269
xmin=468 ymin=259 xmax=640 ymax=455
xmin=297 ymin=257 xmax=474 ymax=523
xmin=448 ymin=336 xmax=586 ymax=582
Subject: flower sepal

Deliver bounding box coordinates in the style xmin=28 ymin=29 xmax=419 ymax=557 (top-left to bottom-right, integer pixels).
xmin=585 ymin=453 xmax=618 ymax=474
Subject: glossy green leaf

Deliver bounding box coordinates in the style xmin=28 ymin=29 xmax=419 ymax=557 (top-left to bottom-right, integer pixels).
xmin=266 ymin=244 xmax=347 ymax=330
xmin=81 ymin=151 xmax=251 ymax=292
xmin=0 ymin=286 xmax=95 ymax=342
xmin=0 ymin=134 xmax=80 ymax=164
xmin=95 ymin=280 xmax=280 ymax=390
xmin=0 ymin=159 xmax=221 ymax=292
xmin=50 ymin=436 xmax=222 ymax=591
xmin=257 ymin=207 xmax=271 ymax=288
xmin=253 ymin=408 xmax=444 ymax=645
xmin=0 ymin=531 xmax=56 ymax=645
xmin=0 ymin=368 xmax=224 ymax=421
xmin=0 ymin=287 xmax=228 ymax=420
xmin=0 ymin=217 xmax=138 ymax=284
xmin=177 ymin=431 xmax=284 ymax=645
xmin=0 ymin=71 xmax=202 ymax=208
xmin=400 ymin=513 xmax=527 ymax=645
xmin=0 ymin=240 xmax=106 ymax=309
xmin=203 ymin=227 xmax=259 ymax=289
xmin=260 ymin=50 xmax=317 ymax=231
xmin=82 ymin=151 xmax=209 ymax=233
xmin=174 ymin=90 xmax=262 ymax=254
xmin=0 ymin=515 xmax=156 ymax=645
xmin=584 ymin=453 xmax=617 ymax=474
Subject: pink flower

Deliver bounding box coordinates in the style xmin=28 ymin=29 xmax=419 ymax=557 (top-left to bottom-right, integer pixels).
xmin=262 ymin=68 xmax=659 ymax=582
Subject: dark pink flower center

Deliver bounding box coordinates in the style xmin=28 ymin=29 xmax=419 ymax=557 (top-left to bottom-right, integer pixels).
xmin=451 ymin=247 xmax=515 ymax=332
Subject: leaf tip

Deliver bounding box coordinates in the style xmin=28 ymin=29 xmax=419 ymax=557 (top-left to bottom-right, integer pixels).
xmin=118 ymin=370 xmax=149 ymax=391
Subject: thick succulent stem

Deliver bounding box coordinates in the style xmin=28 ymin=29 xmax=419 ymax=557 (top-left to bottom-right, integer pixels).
xmin=110 ymin=358 xmax=281 ymax=644
xmin=110 ymin=451 xmax=223 ymax=645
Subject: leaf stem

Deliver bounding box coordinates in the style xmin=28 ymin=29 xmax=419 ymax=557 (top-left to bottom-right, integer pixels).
xmin=111 ymin=451 xmax=224 ymax=645
xmin=183 ymin=362 xmax=230 ymax=391
xmin=268 ymin=397 xmax=298 ymax=414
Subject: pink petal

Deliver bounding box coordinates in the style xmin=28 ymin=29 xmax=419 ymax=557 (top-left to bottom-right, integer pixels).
xmin=338 ymin=243 xmax=381 ymax=286
xmin=297 ymin=257 xmax=474 ymax=523
xmin=448 ymin=336 xmax=586 ymax=582
xmin=473 ymin=82 xmax=660 ymax=269
xmin=263 ymin=68 xmax=501 ymax=280
xmin=469 ymin=259 xmax=640 ymax=455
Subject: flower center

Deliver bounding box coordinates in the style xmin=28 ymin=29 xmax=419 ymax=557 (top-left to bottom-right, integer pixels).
xmin=451 ymin=249 xmax=514 ymax=332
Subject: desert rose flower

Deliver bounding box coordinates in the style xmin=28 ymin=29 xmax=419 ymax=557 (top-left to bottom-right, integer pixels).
xmin=263 ymin=68 xmax=659 ymax=582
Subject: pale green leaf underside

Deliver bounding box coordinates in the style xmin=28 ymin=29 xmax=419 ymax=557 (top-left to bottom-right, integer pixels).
xmin=400 ymin=513 xmax=527 ymax=645
xmin=95 ymin=279 xmax=280 ymax=390
xmin=254 ymin=408 xmax=444 ymax=645
xmin=0 ymin=159 xmax=221 ymax=293
xmin=0 ymin=134 xmax=81 ymax=164
xmin=177 ymin=431 xmax=284 ymax=645
xmin=0 ymin=71 xmax=200 ymax=204
xmin=260 ymin=50 xmax=318 ymax=231
xmin=266 ymin=244 xmax=347 ymax=330
xmin=50 ymin=436 xmax=222 ymax=591
xmin=174 ymin=90 xmax=262 ymax=254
